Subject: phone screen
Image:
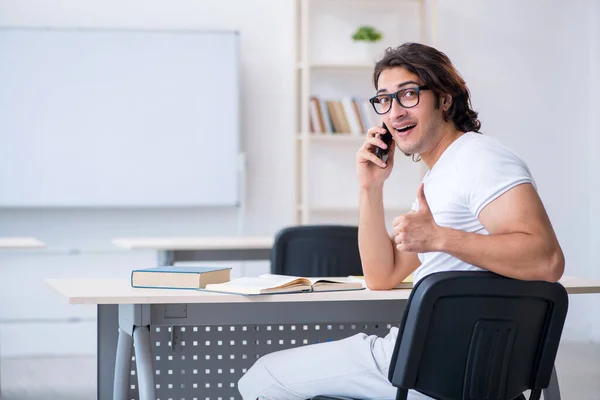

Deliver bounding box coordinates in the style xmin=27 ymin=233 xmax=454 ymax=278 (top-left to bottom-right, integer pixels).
xmin=375 ymin=123 xmax=393 ymax=162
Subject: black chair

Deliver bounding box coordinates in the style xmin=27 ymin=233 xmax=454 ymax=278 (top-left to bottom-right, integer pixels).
xmin=312 ymin=271 xmax=569 ymax=400
xmin=270 ymin=225 xmax=363 ymax=277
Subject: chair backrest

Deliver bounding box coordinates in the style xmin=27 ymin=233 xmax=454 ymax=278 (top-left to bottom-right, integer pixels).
xmin=388 ymin=271 xmax=569 ymax=400
xmin=270 ymin=225 xmax=363 ymax=277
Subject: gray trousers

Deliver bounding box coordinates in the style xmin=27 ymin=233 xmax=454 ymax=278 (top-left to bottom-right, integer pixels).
xmin=237 ymin=327 xmax=433 ymax=400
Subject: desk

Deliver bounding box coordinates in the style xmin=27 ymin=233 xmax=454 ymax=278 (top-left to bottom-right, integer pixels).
xmin=0 ymin=237 xmax=45 ymax=395
xmin=0 ymin=237 xmax=45 ymax=249
xmin=112 ymin=236 xmax=274 ymax=266
xmin=46 ymin=276 xmax=600 ymax=400
xmin=110 ymin=236 xmax=274 ymax=398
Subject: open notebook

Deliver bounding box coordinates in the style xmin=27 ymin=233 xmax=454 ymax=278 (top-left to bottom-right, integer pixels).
xmin=203 ymin=274 xmax=364 ymax=295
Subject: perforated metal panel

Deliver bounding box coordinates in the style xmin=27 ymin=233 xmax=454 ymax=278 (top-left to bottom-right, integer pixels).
xmin=126 ymin=322 xmax=399 ymax=399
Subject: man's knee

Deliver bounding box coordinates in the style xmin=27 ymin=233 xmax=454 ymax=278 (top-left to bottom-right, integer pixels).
xmin=238 ymin=355 xmax=272 ymax=400
xmin=238 ymin=350 xmax=307 ymax=400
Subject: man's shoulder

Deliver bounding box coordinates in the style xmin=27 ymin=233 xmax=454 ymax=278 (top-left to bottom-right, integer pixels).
xmin=453 ymin=132 xmax=536 ymax=198
xmin=455 ymin=132 xmax=525 ymax=165
xmin=457 ymin=132 xmax=509 ymax=152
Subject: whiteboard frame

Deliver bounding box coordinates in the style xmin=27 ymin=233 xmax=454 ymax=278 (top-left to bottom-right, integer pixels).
xmin=0 ymin=27 xmax=243 ymax=208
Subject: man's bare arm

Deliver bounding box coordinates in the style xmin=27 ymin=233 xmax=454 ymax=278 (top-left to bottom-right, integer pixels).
xmin=437 ymin=183 xmax=564 ymax=282
xmin=358 ymin=187 xmax=421 ymax=290
xmin=396 ymin=183 xmax=564 ymax=282
xmin=387 ymin=231 xmax=421 ymax=288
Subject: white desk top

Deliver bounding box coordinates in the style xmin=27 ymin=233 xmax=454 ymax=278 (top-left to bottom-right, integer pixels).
xmin=0 ymin=237 xmax=46 ymax=249
xmin=45 ymin=278 xmax=410 ymax=305
xmin=46 ymin=276 xmax=600 ymax=306
xmin=112 ymin=236 xmax=274 ymax=251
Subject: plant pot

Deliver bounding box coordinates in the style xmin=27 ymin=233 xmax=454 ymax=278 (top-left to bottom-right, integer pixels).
xmin=354 ymin=41 xmax=381 ymax=64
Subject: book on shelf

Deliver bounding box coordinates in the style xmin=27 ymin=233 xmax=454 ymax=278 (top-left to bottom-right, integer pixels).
xmin=203 ymin=274 xmax=364 ymax=295
xmin=131 ymin=266 xmax=231 ymax=290
xmin=309 ymin=96 xmax=379 ymax=135
xmin=348 ymin=274 xmax=414 ymax=289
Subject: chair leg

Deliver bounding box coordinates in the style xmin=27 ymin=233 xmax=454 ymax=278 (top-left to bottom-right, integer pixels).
xmin=395 ymin=388 xmax=408 ymax=400
xmin=512 ymin=390 xmax=540 ymax=400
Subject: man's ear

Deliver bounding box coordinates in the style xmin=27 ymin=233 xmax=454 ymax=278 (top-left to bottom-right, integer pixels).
xmin=440 ymin=93 xmax=453 ymax=111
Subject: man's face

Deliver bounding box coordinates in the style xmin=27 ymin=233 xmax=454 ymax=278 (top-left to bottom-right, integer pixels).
xmin=376 ymin=67 xmax=445 ymax=156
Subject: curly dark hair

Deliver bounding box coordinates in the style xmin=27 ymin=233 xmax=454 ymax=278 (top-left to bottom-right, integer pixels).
xmin=373 ymin=43 xmax=481 ymax=133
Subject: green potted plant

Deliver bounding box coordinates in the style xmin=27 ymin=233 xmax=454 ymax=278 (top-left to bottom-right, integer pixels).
xmin=351 ymin=26 xmax=383 ymax=62
xmin=352 ymin=26 xmax=383 ymax=42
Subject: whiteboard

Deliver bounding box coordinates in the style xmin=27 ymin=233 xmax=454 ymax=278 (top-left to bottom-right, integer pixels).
xmin=0 ymin=28 xmax=240 ymax=207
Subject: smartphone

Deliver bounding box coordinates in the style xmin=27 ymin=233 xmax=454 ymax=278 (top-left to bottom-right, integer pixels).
xmin=375 ymin=123 xmax=393 ymax=163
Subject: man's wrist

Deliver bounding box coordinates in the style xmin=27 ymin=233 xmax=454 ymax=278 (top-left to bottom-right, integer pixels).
xmin=359 ymin=183 xmax=384 ymax=194
xmin=435 ymin=226 xmax=461 ymax=253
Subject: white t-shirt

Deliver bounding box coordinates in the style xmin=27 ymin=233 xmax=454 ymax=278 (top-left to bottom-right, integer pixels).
xmin=411 ymin=132 xmax=536 ymax=284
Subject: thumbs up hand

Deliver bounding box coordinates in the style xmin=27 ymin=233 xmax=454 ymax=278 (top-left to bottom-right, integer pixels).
xmin=392 ymin=183 xmax=442 ymax=253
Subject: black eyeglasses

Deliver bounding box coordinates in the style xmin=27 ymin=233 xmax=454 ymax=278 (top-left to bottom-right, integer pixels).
xmin=369 ymin=85 xmax=430 ymax=115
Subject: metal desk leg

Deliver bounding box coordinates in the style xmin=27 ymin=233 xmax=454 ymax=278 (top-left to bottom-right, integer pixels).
xmin=543 ymin=365 xmax=561 ymax=400
xmin=98 ymin=305 xmax=119 ymax=400
xmin=113 ymin=329 xmax=134 ymax=400
xmin=133 ymin=326 xmax=156 ymax=400
xmin=0 ymin=329 xmax=2 ymax=396
xmin=117 ymin=304 xmax=155 ymax=400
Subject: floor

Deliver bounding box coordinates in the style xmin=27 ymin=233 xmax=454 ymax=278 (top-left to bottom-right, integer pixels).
xmin=0 ymin=341 xmax=598 ymax=399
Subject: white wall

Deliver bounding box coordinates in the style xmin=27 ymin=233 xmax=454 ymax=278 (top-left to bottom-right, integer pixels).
xmin=588 ymin=0 xmax=600 ymax=339
xmin=438 ymin=0 xmax=599 ymax=341
xmin=0 ymin=0 xmax=296 ymax=356
xmin=0 ymin=0 xmax=598 ymax=357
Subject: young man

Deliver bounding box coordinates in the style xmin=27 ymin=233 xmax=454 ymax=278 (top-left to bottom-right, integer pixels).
xmin=238 ymin=42 xmax=565 ymax=400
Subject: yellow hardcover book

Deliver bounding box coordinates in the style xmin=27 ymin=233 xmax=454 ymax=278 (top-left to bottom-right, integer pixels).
xmin=204 ymin=274 xmax=364 ymax=295
xmin=334 ymin=100 xmax=351 ymax=134
xmin=326 ymin=100 xmax=343 ymax=133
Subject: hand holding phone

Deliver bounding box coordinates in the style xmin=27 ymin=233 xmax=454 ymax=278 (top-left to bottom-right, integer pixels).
xmin=356 ymin=123 xmax=395 ymax=189
xmin=375 ymin=123 xmax=393 ymax=163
